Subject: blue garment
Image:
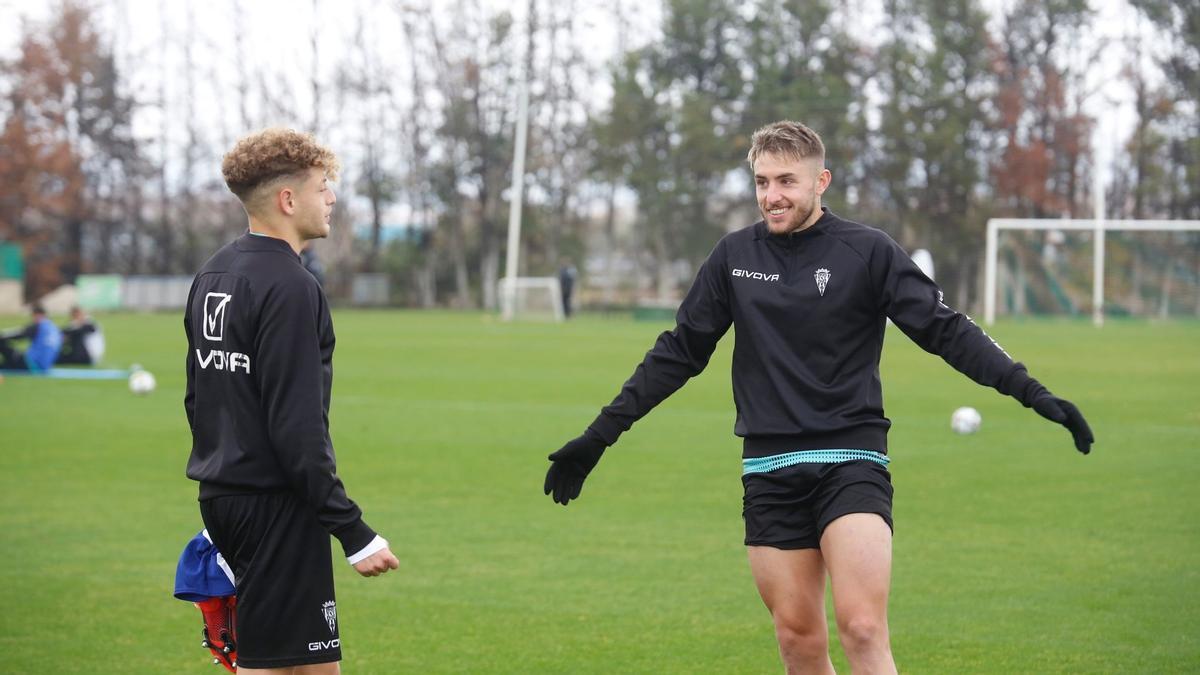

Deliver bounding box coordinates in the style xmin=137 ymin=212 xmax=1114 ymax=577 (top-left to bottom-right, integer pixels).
xmin=25 ymin=318 xmax=61 ymax=371
xmin=742 ymin=449 xmax=891 ymax=475
xmin=174 ymin=530 xmax=236 ymax=602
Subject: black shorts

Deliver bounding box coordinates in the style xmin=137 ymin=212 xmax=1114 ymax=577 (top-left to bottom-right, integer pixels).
xmin=742 ymin=460 xmax=894 ymax=550
xmin=199 ymin=492 xmax=341 ymax=669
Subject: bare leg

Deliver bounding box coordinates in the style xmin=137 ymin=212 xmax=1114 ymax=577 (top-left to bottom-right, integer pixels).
xmin=821 ymin=513 xmax=896 ymax=674
xmin=747 ymin=546 xmax=837 ymax=674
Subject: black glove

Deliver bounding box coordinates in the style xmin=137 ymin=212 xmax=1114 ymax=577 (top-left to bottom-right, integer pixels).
xmin=544 ymin=429 xmax=607 ymax=505
xmin=1029 ymin=394 xmax=1093 ymax=454
xmin=1007 ymin=366 xmax=1094 ymax=455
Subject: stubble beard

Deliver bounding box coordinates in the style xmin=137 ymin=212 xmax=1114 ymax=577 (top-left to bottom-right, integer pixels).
xmin=761 ymin=198 xmax=816 ymax=235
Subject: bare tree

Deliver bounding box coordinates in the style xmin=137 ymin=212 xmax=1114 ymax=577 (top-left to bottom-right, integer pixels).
xmin=398 ymin=1 xmax=439 ymax=307
xmin=340 ymin=9 xmax=399 ymax=274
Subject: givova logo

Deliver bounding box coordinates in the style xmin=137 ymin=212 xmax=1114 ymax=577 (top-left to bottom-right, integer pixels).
xmin=732 ymin=268 xmax=780 ymax=282
xmin=203 ymin=292 xmax=232 ymax=341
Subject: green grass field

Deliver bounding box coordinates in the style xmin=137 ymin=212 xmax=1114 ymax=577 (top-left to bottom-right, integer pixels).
xmin=0 ymin=311 xmax=1197 ymax=673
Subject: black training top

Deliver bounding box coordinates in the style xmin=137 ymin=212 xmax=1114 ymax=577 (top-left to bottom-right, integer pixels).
xmin=184 ymin=232 xmax=376 ymax=557
xmin=588 ymin=208 xmax=1029 ymax=458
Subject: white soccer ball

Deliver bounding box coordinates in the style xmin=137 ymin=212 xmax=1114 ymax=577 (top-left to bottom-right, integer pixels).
xmin=129 ymin=369 xmax=156 ymax=395
xmin=950 ymin=406 xmax=982 ymax=435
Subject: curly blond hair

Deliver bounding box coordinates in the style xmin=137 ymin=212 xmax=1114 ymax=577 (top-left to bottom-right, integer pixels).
xmin=221 ymin=128 xmax=340 ymax=204
xmin=747 ymin=120 xmax=825 ymax=167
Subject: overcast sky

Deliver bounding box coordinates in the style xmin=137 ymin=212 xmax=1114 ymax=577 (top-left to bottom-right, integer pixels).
xmin=0 ymin=0 xmax=1168 ymax=204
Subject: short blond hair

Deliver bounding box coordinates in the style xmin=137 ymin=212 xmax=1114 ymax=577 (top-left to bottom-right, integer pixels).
xmin=221 ymin=128 xmax=340 ymax=205
xmin=747 ymin=120 xmax=825 ymax=167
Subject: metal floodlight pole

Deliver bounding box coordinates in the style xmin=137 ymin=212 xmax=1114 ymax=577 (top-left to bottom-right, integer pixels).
xmin=984 ymin=220 xmax=999 ymax=325
xmin=1092 ymin=169 xmax=1105 ymax=327
xmin=501 ymin=66 xmax=530 ymax=321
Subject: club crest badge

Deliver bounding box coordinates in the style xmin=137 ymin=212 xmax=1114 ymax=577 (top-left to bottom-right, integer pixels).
xmin=814 ymin=268 xmax=831 ymax=296
xmin=321 ymin=600 xmax=337 ymax=634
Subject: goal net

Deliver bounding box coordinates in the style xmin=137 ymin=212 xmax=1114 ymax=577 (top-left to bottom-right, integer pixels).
xmin=984 ymin=219 xmax=1200 ymax=324
xmin=498 ymin=277 xmax=564 ymax=322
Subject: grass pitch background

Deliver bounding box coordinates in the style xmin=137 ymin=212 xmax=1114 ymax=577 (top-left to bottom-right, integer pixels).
xmin=0 ymin=311 xmax=1196 ymax=673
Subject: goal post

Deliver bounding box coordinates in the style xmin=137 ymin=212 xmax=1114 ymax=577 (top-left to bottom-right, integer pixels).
xmin=497 ymin=276 xmax=564 ymax=322
xmin=984 ymin=218 xmax=1200 ymax=325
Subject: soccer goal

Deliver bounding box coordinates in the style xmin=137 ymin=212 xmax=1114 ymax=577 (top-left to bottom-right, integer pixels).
xmin=984 ymin=218 xmax=1200 ymax=325
xmin=498 ymin=276 xmax=564 ymax=322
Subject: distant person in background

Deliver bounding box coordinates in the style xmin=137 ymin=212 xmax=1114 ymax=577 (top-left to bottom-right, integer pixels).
xmin=558 ymin=261 xmax=577 ymax=318
xmin=0 ymin=304 xmax=62 ymax=371
xmin=57 ymin=306 xmax=104 ymax=365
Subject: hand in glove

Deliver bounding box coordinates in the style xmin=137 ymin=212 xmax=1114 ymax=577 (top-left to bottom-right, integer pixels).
xmin=1028 ymin=392 xmax=1094 ymax=455
xmin=1008 ymin=365 xmax=1094 ymax=455
xmin=544 ymin=429 xmax=607 ymax=505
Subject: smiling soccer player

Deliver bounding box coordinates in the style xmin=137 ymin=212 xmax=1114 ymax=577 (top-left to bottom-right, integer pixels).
xmin=543 ymin=120 xmax=1094 ymax=673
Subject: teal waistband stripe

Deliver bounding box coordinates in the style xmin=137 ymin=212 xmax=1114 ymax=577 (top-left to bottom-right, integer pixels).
xmin=742 ymin=449 xmax=890 ymax=475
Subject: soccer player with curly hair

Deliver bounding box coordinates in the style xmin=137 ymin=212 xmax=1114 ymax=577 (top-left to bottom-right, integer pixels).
xmin=184 ymin=128 xmax=399 ymax=674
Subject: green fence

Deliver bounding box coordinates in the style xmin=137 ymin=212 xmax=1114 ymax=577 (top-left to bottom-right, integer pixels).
xmin=0 ymin=243 xmax=22 ymax=280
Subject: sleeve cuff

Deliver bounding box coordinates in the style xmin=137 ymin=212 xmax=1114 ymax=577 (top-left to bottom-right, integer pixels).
xmin=999 ymin=363 xmax=1032 ymax=399
xmin=346 ymin=535 xmax=389 ymax=565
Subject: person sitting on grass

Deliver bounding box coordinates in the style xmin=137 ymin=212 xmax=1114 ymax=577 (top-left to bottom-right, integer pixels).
xmin=0 ymin=304 xmax=62 ymax=372
xmin=56 ymin=305 xmax=104 ymax=366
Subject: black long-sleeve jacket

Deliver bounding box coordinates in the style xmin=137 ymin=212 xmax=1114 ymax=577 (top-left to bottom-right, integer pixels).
xmin=589 ymin=208 xmax=1030 ymax=458
xmin=184 ymin=233 xmax=375 ymax=556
